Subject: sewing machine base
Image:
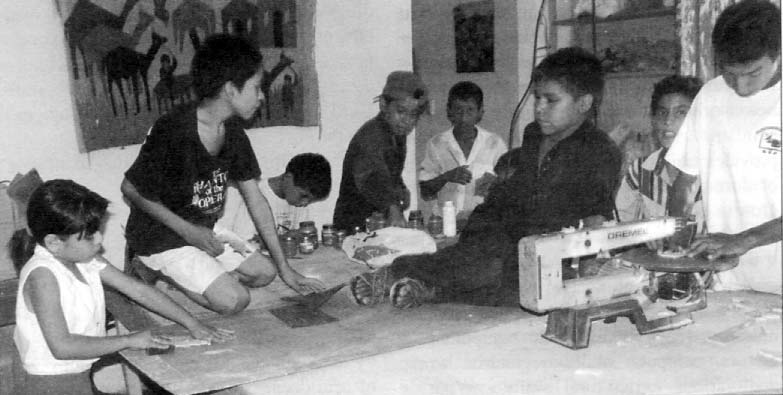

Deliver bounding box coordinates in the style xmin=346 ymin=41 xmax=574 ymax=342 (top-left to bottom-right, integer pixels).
xmin=542 ymin=296 xmax=696 ymax=349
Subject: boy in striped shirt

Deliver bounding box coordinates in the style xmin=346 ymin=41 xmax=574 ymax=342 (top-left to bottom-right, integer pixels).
xmin=615 ymin=75 xmax=703 ymax=228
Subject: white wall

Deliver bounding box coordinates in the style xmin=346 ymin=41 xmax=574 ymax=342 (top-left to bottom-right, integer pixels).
xmin=410 ymin=0 xmax=541 ymax=215
xmin=0 ymin=0 xmax=415 ymax=267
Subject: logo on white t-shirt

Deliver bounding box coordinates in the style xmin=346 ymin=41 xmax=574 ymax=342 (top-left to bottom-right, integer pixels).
xmin=756 ymin=127 xmax=781 ymax=154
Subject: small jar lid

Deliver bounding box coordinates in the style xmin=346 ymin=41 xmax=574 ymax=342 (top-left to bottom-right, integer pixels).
xmin=299 ymin=220 xmax=316 ymax=228
xmin=322 ymin=223 xmax=334 ymax=230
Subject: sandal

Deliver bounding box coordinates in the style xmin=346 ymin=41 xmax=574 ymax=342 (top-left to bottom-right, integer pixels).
xmin=390 ymin=277 xmax=437 ymax=309
xmin=349 ymin=267 xmax=394 ymax=306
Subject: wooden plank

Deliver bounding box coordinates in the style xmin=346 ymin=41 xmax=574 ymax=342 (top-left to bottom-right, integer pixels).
xmin=120 ymin=298 xmax=527 ymax=395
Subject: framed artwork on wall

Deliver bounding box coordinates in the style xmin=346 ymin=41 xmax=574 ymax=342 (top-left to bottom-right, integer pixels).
xmin=454 ymin=0 xmax=494 ymax=73
xmin=58 ymin=0 xmax=319 ymax=152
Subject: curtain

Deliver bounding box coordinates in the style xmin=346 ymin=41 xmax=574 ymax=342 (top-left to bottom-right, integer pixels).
xmin=677 ymin=0 xmax=736 ymax=81
xmin=678 ymin=0 xmax=781 ymax=81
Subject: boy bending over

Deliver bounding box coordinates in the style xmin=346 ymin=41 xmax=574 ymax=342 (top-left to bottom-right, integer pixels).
xmin=217 ymin=153 xmax=331 ymax=240
xmin=666 ymin=0 xmax=782 ymax=294
xmin=333 ymin=71 xmax=429 ymax=231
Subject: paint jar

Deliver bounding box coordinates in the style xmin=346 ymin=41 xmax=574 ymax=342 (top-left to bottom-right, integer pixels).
xmin=334 ymin=230 xmax=347 ymax=250
xmin=280 ymin=233 xmax=298 ymax=258
xmin=298 ymin=221 xmax=319 ymax=250
xmin=299 ymin=239 xmax=315 ymax=254
xmin=428 ymin=214 xmax=444 ymax=238
xmin=366 ymin=211 xmax=387 ymax=232
xmin=321 ymin=224 xmax=335 ymax=247
xmin=407 ymin=210 xmax=425 ymax=230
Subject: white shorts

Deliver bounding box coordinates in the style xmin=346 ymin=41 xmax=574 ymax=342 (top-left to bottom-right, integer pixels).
xmin=138 ymin=245 xmax=247 ymax=294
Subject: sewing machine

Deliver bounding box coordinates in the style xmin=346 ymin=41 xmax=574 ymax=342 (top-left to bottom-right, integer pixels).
xmin=518 ymin=217 xmax=736 ymax=349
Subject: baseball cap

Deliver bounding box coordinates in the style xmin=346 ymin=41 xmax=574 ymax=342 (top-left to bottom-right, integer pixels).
xmin=379 ymin=71 xmax=429 ymax=104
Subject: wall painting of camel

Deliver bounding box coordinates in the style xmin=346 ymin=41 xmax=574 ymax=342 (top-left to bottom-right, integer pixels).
xmin=58 ymin=0 xmax=319 ymax=152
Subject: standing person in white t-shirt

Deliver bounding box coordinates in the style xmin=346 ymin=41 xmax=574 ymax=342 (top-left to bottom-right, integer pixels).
xmin=418 ymin=81 xmax=507 ymax=224
xmin=666 ymin=0 xmax=782 ymax=294
xmin=218 ymin=153 xmax=332 ymax=241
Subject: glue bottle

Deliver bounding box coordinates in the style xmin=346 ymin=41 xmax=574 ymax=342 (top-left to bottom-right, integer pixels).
xmin=442 ymin=201 xmax=457 ymax=237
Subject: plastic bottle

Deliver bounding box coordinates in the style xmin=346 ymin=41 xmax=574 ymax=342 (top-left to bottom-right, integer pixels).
xmin=442 ymin=201 xmax=457 ymax=237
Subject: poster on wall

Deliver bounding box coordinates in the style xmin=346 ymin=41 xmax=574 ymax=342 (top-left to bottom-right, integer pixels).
xmin=58 ymin=0 xmax=319 ymax=152
xmin=454 ymin=0 xmax=494 ymax=73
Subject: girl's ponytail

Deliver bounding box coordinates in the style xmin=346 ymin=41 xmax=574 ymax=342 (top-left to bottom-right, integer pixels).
xmin=8 ymin=229 xmax=35 ymax=274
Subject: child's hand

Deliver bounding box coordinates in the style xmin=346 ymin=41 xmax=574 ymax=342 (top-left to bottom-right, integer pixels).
xmin=474 ymin=172 xmax=497 ymax=197
xmin=183 ymin=225 xmax=225 ymax=256
xmin=126 ymin=330 xmax=172 ymax=350
xmin=444 ymin=165 xmax=472 ymax=185
xmin=280 ymin=269 xmax=326 ymax=294
xmin=187 ymin=322 xmax=236 ymax=343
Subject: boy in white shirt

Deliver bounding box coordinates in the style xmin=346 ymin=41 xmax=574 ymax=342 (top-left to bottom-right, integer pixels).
xmin=418 ymin=81 xmax=507 ymax=222
xmin=666 ymin=0 xmax=782 ymax=294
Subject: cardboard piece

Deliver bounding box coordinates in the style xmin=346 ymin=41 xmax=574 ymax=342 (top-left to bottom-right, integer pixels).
xmin=279 ymin=283 xmax=346 ymax=310
xmin=269 ymin=304 xmax=338 ymax=328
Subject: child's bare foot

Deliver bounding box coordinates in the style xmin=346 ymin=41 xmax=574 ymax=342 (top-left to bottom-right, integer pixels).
xmin=390 ymin=278 xmax=436 ymax=309
xmin=349 ymin=267 xmax=393 ymax=306
xmin=352 ymin=277 xmax=375 ymax=305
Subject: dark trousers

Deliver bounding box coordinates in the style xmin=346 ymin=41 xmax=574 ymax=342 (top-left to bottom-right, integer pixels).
xmin=389 ymin=229 xmax=518 ymax=306
xmin=19 ymin=369 xmax=93 ymax=395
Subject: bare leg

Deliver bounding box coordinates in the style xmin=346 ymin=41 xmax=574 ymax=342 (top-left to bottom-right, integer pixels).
xmin=232 ymin=250 xmax=277 ymax=288
xmin=201 ymin=273 xmax=250 ymax=315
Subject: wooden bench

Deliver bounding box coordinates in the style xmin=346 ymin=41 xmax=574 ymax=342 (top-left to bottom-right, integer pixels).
xmin=0 ymin=279 xmax=19 ymax=395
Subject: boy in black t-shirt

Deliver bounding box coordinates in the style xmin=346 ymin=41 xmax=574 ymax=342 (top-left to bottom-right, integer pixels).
xmin=122 ymin=34 xmax=324 ymax=315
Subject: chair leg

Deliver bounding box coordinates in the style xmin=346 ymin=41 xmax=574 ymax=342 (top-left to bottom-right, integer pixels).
xmin=116 ymin=321 xmax=143 ymax=395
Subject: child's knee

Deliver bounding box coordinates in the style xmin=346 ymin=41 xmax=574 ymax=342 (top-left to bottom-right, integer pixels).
xmin=245 ymin=270 xmax=276 ymax=288
xmin=240 ymin=253 xmax=277 ymax=288
xmin=212 ymin=289 xmax=250 ymax=315
xmin=205 ymin=279 xmax=251 ymax=315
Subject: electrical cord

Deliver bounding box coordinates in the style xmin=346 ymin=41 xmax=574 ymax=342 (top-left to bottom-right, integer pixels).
xmin=501 ymin=0 xmax=548 ymax=174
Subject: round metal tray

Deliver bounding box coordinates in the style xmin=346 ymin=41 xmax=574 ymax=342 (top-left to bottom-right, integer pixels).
xmin=619 ymin=248 xmax=739 ymax=273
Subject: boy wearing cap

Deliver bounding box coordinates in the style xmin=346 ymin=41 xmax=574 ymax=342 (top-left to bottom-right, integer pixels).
xmin=333 ymin=71 xmax=429 ymax=232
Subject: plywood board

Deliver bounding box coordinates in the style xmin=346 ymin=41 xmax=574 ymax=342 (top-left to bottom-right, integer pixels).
xmin=120 ymin=295 xmax=527 ymax=395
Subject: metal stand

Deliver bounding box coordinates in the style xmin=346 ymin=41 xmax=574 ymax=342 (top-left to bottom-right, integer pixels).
xmin=542 ymin=295 xmax=697 ymax=350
